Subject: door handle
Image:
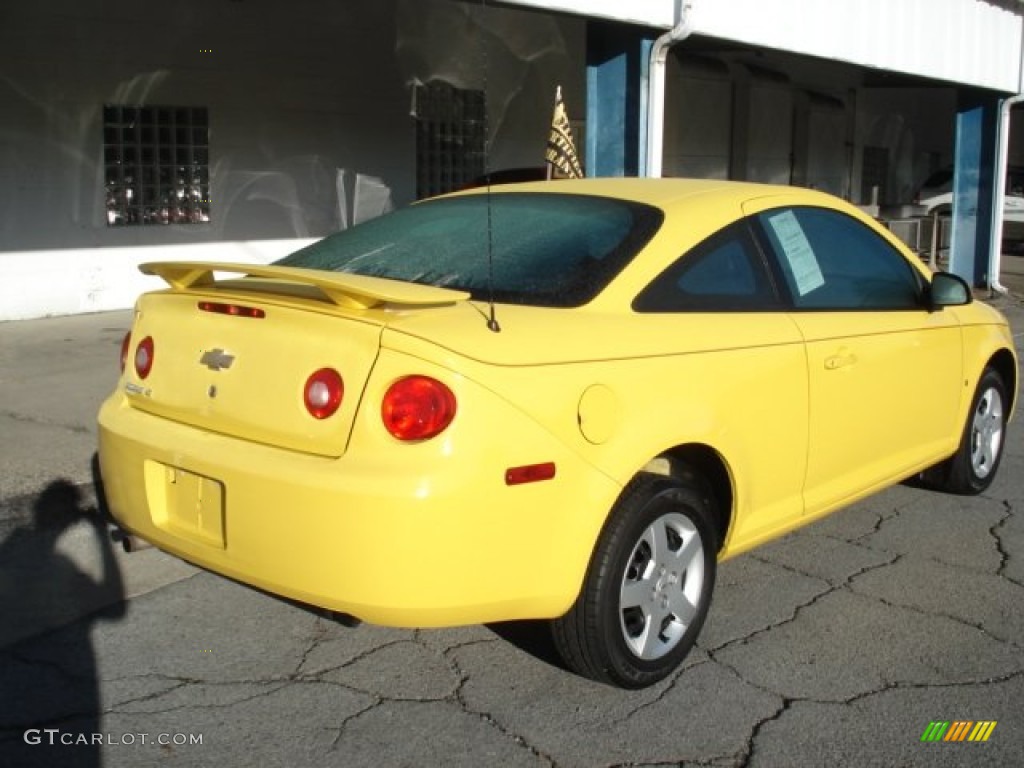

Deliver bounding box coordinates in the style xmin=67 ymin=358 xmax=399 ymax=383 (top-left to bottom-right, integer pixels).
xmin=824 ymin=350 xmax=857 ymax=370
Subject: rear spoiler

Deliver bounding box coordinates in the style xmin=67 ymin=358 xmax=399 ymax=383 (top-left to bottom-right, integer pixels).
xmin=140 ymin=261 xmax=471 ymax=310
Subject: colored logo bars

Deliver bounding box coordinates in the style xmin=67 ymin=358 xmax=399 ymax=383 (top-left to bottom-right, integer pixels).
xmin=920 ymin=721 xmax=997 ymax=742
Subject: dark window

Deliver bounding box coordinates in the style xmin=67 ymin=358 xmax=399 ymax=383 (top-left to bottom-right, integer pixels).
xmin=1006 ymin=167 xmax=1024 ymax=196
xmin=861 ymin=145 xmax=889 ymax=204
xmin=277 ymin=193 xmax=663 ymax=308
xmin=633 ymin=221 xmax=780 ymax=312
xmin=103 ymin=104 xmax=210 ymax=226
xmin=920 ymin=168 xmax=953 ymax=192
xmin=414 ymin=82 xmax=486 ymax=199
xmin=756 ymin=206 xmax=923 ymax=310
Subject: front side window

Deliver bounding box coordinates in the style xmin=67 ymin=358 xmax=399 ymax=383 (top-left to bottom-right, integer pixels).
xmin=756 ymin=206 xmax=923 ymax=310
xmin=277 ymin=193 xmax=663 ymax=307
xmin=633 ymin=220 xmax=780 ymax=312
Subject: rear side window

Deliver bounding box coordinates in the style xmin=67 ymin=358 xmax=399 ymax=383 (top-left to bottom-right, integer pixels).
xmin=756 ymin=206 xmax=923 ymax=310
xmin=633 ymin=220 xmax=780 ymax=312
xmin=277 ymin=193 xmax=662 ymax=307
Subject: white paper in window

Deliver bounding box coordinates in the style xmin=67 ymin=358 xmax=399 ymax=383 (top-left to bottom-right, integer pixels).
xmin=768 ymin=210 xmax=824 ymax=296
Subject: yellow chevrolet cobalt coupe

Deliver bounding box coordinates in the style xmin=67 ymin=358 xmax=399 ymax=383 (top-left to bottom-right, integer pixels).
xmin=98 ymin=178 xmax=1016 ymax=688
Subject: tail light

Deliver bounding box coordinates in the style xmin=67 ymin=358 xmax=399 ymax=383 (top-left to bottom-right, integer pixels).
xmin=120 ymin=332 xmax=131 ymax=373
xmin=134 ymin=336 xmax=155 ymax=379
xmin=304 ymin=368 xmax=344 ymax=419
xmin=382 ymin=376 xmax=456 ymax=441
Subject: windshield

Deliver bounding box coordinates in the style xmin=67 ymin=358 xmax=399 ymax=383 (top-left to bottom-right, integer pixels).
xmin=276 ymin=192 xmax=662 ymax=307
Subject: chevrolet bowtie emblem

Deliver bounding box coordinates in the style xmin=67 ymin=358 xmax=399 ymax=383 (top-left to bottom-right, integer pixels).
xmin=199 ymin=348 xmax=235 ymax=371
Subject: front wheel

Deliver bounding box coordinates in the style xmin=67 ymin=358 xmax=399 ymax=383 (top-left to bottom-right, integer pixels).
xmin=928 ymin=367 xmax=1008 ymax=495
xmin=551 ymin=473 xmax=717 ymax=688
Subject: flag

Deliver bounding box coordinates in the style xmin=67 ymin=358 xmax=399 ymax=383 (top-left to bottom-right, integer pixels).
xmin=545 ymin=86 xmax=584 ymax=179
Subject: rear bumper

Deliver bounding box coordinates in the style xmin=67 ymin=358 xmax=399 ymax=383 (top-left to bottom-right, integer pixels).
xmin=97 ymin=392 xmax=619 ymax=627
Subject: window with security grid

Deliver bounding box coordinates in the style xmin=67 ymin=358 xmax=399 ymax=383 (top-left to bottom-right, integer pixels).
xmin=414 ymin=82 xmax=486 ymax=199
xmin=103 ymin=105 xmax=210 ymax=226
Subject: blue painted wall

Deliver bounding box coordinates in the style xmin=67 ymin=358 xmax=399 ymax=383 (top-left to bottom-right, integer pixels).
xmin=586 ymin=22 xmax=652 ymax=177
xmin=950 ymin=94 xmax=999 ymax=287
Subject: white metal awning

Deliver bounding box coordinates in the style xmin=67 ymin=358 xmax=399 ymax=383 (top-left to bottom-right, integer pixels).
xmin=504 ymin=0 xmax=1024 ymax=93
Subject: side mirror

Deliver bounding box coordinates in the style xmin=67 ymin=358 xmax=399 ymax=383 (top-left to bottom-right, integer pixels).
xmin=928 ymin=272 xmax=971 ymax=310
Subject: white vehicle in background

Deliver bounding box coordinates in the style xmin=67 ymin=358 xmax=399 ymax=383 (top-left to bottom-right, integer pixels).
xmin=915 ymin=166 xmax=1024 ymax=244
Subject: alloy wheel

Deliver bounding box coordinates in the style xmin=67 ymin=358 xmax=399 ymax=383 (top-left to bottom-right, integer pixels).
xmin=618 ymin=511 xmax=705 ymax=661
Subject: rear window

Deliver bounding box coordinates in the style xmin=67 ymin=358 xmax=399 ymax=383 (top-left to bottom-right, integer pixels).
xmin=276 ymin=192 xmax=662 ymax=307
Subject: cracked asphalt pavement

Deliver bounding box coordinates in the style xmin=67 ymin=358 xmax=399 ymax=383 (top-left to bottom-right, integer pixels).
xmin=1 ymin=293 xmax=1022 ymax=767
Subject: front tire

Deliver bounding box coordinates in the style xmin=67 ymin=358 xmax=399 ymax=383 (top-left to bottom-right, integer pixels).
xmin=552 ymin=473 xmax=717 ymax=688
xmin=928 ymin=367 xmax=1008 ymax=495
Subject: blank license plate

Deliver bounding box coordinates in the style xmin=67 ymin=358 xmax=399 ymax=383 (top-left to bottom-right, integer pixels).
xmin=148 ymin=463 xmax=226 ymax=548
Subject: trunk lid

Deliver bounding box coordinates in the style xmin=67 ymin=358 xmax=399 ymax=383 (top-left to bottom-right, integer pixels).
xmin=122 ymin=261 xmax=469 ymax=458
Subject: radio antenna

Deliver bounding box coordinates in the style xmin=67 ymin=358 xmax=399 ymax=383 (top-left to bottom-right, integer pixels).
xmin=479 ymin=0 xmax=500 ymax=332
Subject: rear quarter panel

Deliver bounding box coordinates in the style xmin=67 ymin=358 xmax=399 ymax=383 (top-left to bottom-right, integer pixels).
xmin=384 ymin=309 xmax=811 ymax=561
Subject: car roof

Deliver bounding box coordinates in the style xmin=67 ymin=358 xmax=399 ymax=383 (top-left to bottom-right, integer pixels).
xmin=452 ymin=176 xmax=821 ymax=209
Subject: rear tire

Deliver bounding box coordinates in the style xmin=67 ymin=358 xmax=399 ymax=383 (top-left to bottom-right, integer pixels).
xmin=551 ymin=472 xmax=717 ymax=688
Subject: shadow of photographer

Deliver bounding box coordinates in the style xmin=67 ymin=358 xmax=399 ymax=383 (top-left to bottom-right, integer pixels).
xmin=0 ymin=472 xmax=125 ymax=767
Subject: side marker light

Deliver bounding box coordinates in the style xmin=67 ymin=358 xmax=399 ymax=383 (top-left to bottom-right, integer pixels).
xmin=505 ymin=462 xmax=557 ymax=486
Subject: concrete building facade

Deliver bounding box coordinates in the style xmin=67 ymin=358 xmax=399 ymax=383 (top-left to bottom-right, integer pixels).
xmin=2 ymin=0 xmax=1022 ymax=319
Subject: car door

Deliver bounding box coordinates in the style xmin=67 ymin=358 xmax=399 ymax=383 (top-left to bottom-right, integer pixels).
xmin=631 ymin=219 xmax=809 ymax=550
xmin=747 ymin=202 xmax=964 ymax=518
